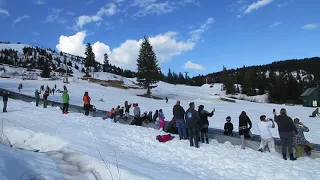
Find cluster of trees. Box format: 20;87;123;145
212;57;320;103
164;69;205;86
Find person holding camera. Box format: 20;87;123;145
257;115;275;152
273;108;298;160
293;118;312;158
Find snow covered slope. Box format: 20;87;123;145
1;78;320;144
1;99;320;180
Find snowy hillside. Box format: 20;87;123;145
1;99;320;180
1;77;320;144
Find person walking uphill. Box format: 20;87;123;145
239;111;252;149
173;100;186;140
273;108;298;160
83;92;91;116
185;102;200;148
2;91;9;112
198;105;215;144
35;89;41;107
62;90;70;114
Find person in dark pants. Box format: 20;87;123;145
43;90;49;108
35;89;41;107
2;91;9;112
198;105;215;144
185;102;200;148
224;116;234;136
83;92;91;116
173;100;186;140
274;108;298;160
62;90;70;114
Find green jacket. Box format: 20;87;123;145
62;92;69;103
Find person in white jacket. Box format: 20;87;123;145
257;115;275;152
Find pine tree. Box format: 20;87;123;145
84;43;95;76
167;68;173;83
41;63;51;78
136;36;161;96
242;69;256;96
221;66;234;94
103;53;109;72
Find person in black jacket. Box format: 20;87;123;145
173;100;186;140
2;91;9;112
35;89;41;107
274;108;298;160
185;102;200;148
224;116;233;136
43;90;49;108
198;105;215;144
239;111;252;149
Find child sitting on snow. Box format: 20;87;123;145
224;116;233;136
158;109;165;131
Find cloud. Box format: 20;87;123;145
270;21;282;27
301;24;318;30
45;8;67;24
134;1;175;17
56;31;195;70
56;31;87;56
0;8;9;16
243;0;274;14
87;0;94;4
57;16;213;70
277;2;289;7
184;61;205;71
189;17;214;41
13;15;30;25
236;15;241;19
76;3;117;28
34;0;46;5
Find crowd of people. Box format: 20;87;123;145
1;84;319;160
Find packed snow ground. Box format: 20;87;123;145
1;77;320;144
1;99;320;180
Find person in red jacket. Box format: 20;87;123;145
83;92;91;116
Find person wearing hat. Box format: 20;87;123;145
257;115;275;152
185;102;200;148
293;118;312;158
198;105;215;144
224;116;233;136
273;108;298;160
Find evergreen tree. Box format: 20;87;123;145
103;53;109;72
41;63;51;78
178;72;186;84
221;66;234;94
84;43;95;76
242;68;256;96
167;68;173;83
136;36;161;96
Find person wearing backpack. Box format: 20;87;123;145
185;102;200;148
62;90;70;114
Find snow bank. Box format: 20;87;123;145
1;99;320;179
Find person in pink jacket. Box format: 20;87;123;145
159;109;165;130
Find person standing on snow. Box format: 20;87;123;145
198;105;215;144
158;109;165;131
35;89;41;107
173;100;186;140
2;91;9;112
43;90;49;108
83;92;91;116
293;118;312;158
62;90;70;114
185;102;200;148
238;111;252;149
257;115;275;152
124;101;131;120
273;108;298;160
166;97;168;103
